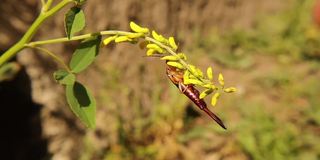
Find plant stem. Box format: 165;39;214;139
28;46;71;72
0;0;73;67
43;0;55;12
27;31;133;46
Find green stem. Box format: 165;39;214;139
0;0;73;67
27;46;71;72
43;0;54;12
27;31;133;46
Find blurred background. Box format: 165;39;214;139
1;0;320;159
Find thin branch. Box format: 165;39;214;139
27;31;133;46
27;46;71;72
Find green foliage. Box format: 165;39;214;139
64;6;86;39
235;101;320;160
53;69;75;85
66;81;96;128
69;35;101;73
190;0;320;70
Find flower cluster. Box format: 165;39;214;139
102;21;236;107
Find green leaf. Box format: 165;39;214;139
65;7;86;39
66;82;96;128
53;70;75;85
69;35;101;73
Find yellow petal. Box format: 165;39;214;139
184;79;203;85
211;92;220;106
207;67;213;80
146;49;155;56
224;87;237;93
115;36;131;43
152;30;167;43
218;73;224;86
146;44;164;53
103;35;118;46
167;61;184;69
169;37;178;50
177;53;187;60
199;88;213;99
161;55;179;61
130;21;149;33
127;32;144;39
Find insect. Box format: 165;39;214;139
166;65;227;129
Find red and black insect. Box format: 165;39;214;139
166;65;226;129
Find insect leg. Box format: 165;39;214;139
178;82;188;93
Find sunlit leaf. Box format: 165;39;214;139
53;70;75;85
66;81;96;128
65;7;86;39
69;35;101;73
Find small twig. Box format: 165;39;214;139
26;45;71;72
